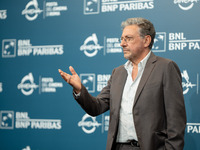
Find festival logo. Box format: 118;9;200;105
22;0;67;21
78;114;101;134
104;37;122;54
17;73;63;96
80;33;103;57
17;73;38;96
22;0;43;21
181;70;198;95
78;113;109;134
174;0;199;10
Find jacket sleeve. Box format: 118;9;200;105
73;69;116;116
163;61;187;150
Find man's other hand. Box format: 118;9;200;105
58;66;81;94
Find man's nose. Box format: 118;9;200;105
120;40;127;47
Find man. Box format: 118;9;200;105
58;18;186;150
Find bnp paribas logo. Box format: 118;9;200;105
2;39;16;58
0;111;14;129
152;32;166;52
84;0;100;15
80;73;95;93
174;0;199;10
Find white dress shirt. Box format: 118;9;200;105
116;51;151;142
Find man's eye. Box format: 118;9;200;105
126;37;132;41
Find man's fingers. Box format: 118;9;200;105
59;66;77;76
58;67;79;85
69;66;77;75
66;76;71;84
58;69;62;73
58;69;64;77
58;67;81;92
58;69;71;82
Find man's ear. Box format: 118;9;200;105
144;35;151;48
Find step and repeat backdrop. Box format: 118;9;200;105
0;0;200;150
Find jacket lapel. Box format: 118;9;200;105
133;52;157;107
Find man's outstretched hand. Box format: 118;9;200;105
58;66;81;94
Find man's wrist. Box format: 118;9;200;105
73;91;81;97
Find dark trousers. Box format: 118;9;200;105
114;143;141;150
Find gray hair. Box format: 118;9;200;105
121;18;156;49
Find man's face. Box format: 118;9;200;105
120;25;146;62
